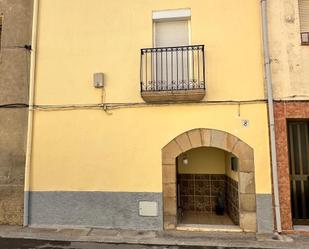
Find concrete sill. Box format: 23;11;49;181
293;225;309;231
141;89;205;103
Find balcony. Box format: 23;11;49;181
140;45;206;102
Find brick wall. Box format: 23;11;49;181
274;101;309;232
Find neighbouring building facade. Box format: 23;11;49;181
0;0;33;225
269;0;309;233
26;0;274;233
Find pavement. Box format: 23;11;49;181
0;225;309;249
0;238;223;249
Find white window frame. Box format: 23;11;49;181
152;9;192;48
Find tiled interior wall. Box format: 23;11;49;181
226;176;239;225
178;174;239;225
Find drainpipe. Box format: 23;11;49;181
261;0;282;233
24;0;39;226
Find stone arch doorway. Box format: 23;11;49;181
162;128;256;232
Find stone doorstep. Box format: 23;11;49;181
176;224;243;233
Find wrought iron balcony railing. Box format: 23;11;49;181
140;45;205;102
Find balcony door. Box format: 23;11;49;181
288;121;309;225
153;20;190;90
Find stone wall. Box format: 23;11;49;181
269;0;309;101
0;0;33;225
162;128;258;232
29;191;163;230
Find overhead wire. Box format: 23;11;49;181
0;99;267;112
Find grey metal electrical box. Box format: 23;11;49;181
139;201;158;217
93;73;104;88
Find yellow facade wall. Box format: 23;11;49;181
177;147;226;175
30;104;271;194
30;0;271;195
177;147;239;182
35;0;265;104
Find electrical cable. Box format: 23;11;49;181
0;103;29;108
275;95;309;100
1;45;32;50
0;99;267;111
3;93;309;112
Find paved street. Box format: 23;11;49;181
0;238;221;249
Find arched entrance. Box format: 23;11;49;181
162;128;256;232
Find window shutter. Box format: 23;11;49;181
299;0;309;32
155;20;189;47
